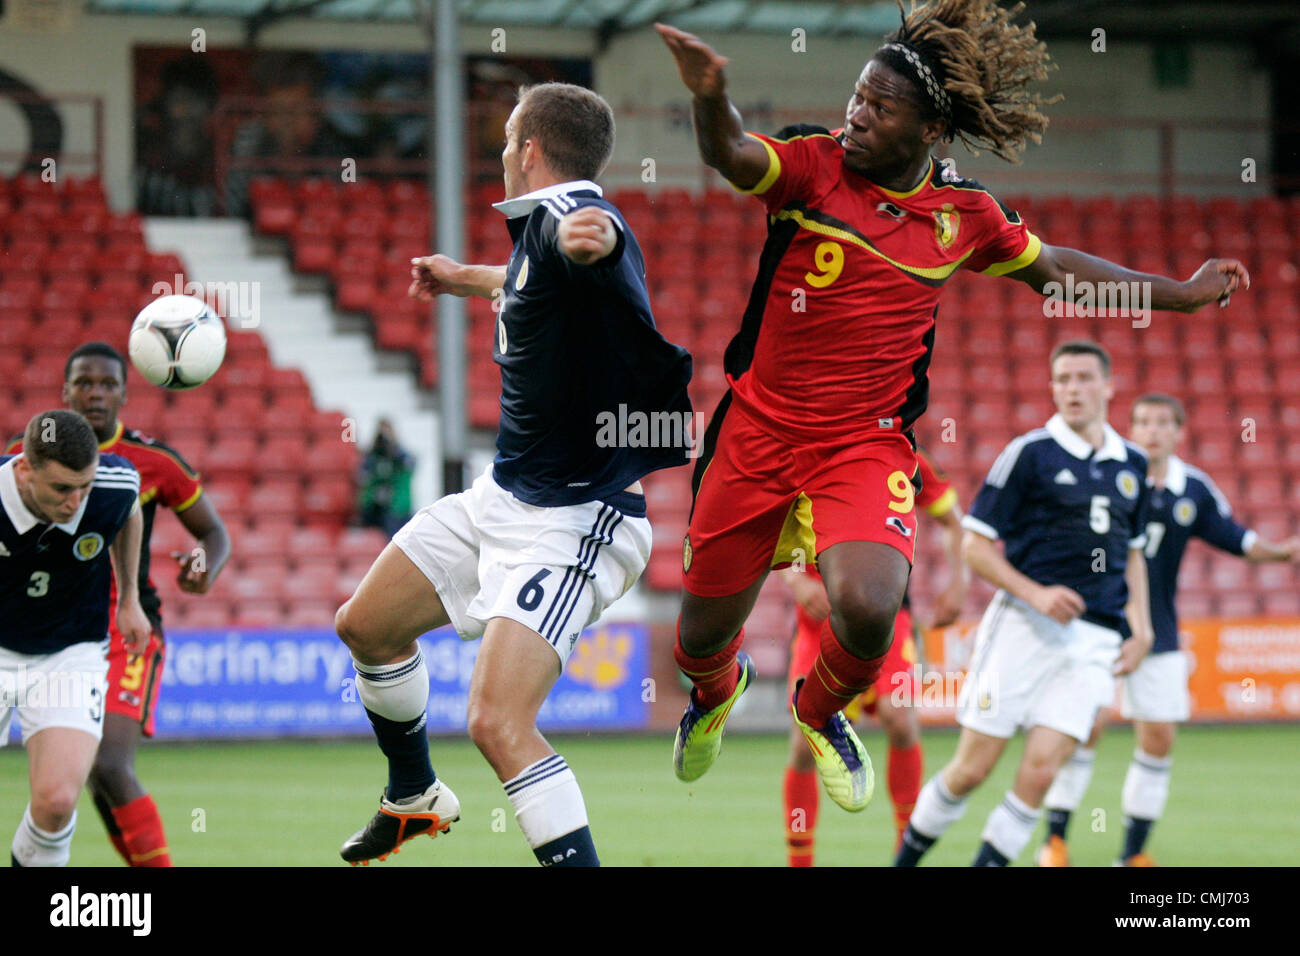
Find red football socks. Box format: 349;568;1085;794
674;624;745;711
783;767;820;867
888;743;923;842
113;794;172;867
795;618;885;728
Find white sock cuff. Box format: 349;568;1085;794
1123;751;1173;820
12;805;76;867
1044;746;1098;813
909;774;969;840
352;649;429;722
981;790;1041;860
504;755;589;849
1133;749;1173;771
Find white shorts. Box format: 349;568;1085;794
394;466;652;665
0;640;109;746
1120;649;1190;722
957;591;1121;742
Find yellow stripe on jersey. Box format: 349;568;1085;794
981;232;1042;277
174;487;203;513
140;487;159;505
924;486;958;518
731;133;783;196
773;207;974;281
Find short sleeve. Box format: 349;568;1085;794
963;436;1035;541
734;129;832;212
961;191;1042;277
155;446;203;513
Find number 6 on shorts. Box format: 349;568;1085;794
516;568;553;611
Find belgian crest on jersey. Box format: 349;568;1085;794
1174;499;1197;526
73;532;104;561
1116;470;1140;500
682;533;693;573
933;203;960;250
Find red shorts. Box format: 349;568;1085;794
787;606;917;717
683;402;919;597
105;623;165;738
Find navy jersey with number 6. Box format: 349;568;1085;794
0;454;140;655
963;414;1149;636
490;181;693;507
1142;454;1252;654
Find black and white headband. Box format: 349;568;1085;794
880;41;952;122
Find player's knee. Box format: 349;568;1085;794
825;586;897;657
465;700;526;765
1140;724;1175;757
32;780;81;823
335;600;377;657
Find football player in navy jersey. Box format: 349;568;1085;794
2;410;149;866
1037;393;1299;866
334;82;692;867
895;341;1155;866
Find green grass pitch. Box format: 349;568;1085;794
2;724;1296;866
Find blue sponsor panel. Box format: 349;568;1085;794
146;622;649;739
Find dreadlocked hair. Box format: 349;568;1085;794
884;0;1061;164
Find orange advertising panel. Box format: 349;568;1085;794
917;617;1300;725
1183;617;1300;720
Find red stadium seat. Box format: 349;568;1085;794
232;600;288;629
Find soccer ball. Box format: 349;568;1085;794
128;294;227;390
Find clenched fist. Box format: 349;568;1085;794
558;207;618;266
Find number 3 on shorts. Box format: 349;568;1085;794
886;470;915;514
516;568;553;612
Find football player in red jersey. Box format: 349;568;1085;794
9;343;232;865
783;448;966;864
658;1;1250;811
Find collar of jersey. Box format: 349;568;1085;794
1161;454;1188;495
492;180;602;218
0;457;89;535
99;420;124;450
1045;413;1126;463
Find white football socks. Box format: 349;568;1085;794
981;790;1041;862
11;804;75;867
352;648;430;722
909;774;969;840
1043;746;1097;812
1122;749;1173;821
503;754;589;849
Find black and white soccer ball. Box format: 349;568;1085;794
128;294;227;390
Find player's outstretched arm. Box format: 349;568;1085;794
174;495;232;594
1007;243;1250;313
1117;549;1155;676
963;529;1084;625
1245;535;1300;563
110;502;152;655
409;255;507;301
655;22;770;190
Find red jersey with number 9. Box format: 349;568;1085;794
724;127;1039;445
